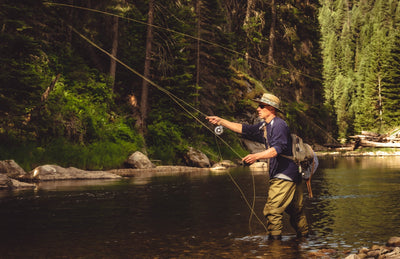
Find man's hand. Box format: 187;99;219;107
242;148;278;164
206;116;242;134
242;153;260;165
206;116;222;125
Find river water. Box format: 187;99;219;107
0;156;400;258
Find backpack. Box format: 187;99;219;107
262;124;318;197
282;134;319;198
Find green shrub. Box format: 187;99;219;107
147;120;187;164
0;138;143;171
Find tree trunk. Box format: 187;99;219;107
244;0;254;28
195;0;201;105
244;0;254;66
359;139;400;148
109;15;119;92
378;74;383;130
66;0;74;43
42;74;61;102
267;0;276;66
137;0;154;134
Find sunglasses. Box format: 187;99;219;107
258;104;269;109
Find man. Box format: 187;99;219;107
206;92;309;240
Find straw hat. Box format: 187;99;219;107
252;93;282;112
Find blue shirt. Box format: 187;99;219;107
242;117;300;182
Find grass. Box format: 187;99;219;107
0;139;140;171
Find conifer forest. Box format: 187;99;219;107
1;0;400;169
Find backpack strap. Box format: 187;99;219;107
306;158;315;198
263;125;270;149
261;123;271;170
263;121;295;161
280;154;295;161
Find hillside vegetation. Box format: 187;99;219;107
2;0;398;169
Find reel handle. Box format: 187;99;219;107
214;125;224;135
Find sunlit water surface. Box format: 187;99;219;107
1;156;400;258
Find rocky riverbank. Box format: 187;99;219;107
3;147;400;189
306;237;400;258
344;237;400;259
316;150;400;157
0;161;212;190
0;149;230;189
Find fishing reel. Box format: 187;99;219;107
214;125;224;135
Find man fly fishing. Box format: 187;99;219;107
206;92;309;240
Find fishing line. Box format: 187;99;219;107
65;24;268;233
214;134;223;162
43;2;322;82
69;24;244;159
249;171;256;235
211;126;256;234
44;2;329;235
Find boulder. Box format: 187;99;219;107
0;174;35;189
184;147;210;168
249;161;268;171
0;160;28;178
386;247;400;258
217;160;236;168
346;237;400;259
124;151;156;169
211;160;237;170
10;179;35;188
387;237;400;247
0;174;12;189
25;165;121;181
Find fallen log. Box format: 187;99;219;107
359;139;400;148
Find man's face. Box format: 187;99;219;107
257;104;274;120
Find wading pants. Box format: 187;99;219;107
263;178;309;237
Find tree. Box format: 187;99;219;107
195;0;202;105
136;0;154;135
267;0;276;66
0;0;50;139
319;0;400;137
353;0;393;132
0;0;328;166
381;1;400;127
109;14;119;91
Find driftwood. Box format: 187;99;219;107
357;139;400;148
350;128;400;148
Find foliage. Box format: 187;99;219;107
1;0;329;168
319;0;400;138
147;120;186;165
0;138;140;171
284;101;330;144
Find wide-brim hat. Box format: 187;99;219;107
252;93;282;112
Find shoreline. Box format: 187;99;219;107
107;165;211;177
108;151;400;177
3;150;400;187
316;150;400;157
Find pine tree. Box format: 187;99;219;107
353;0;393;132
381;0;400;127
319;0;400;137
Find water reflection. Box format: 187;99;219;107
0;156;399;258
311;156;400;251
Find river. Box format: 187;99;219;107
0;156;399;258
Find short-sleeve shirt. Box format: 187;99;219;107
242;117;300;182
